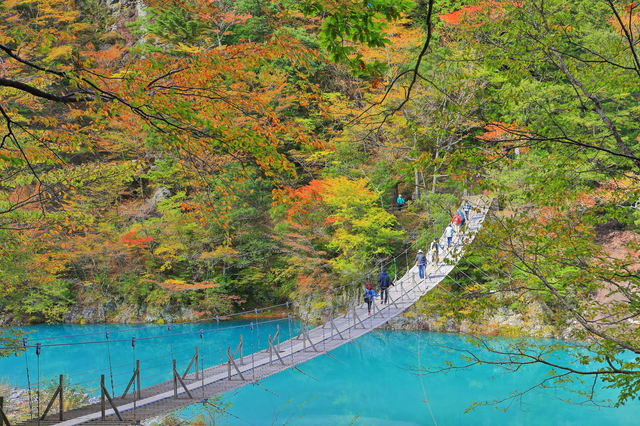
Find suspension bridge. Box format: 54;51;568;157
2;196;492;426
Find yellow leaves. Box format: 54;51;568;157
153;242;187;258
68;22;92;33
31;116;59;127
0;34;15;45
200;245;239;260
154;278;218;292
175;43;204;55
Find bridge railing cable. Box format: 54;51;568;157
2;197;493;348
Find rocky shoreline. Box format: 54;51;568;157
384;302;576;339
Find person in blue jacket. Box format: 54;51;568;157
363;282;379;314
463;201;472;222
377;268;393;304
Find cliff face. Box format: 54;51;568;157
62;300;208;324
594;230;640;306
104;0;145;35
385;299;561;338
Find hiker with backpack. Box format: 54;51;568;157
452;212;463;233
363;282;379;315
463;201;472;222
429;238;443;264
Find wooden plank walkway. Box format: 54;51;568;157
13;196;492;426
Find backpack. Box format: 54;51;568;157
458;210;466;223
363;288;373;302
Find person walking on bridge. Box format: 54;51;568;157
414;249;427;279
363;282;379;315
463;201;472;222
377;268;392;304
430;238;443;264
445;224;455;248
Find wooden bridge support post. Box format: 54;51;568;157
227;346;246;381
182;347;199;380
388;292;400;309
352;303;366;329
372;298;384;320
399;278;406;300
268;326;281;365
268;334;285;366
136;360;141;398
100;375;123;421
226;335;244;366
328;312;344;340
40;374;64;421
0;396;10;426
101;376;106;419
59;375;64;421
121;360;141;399
172;360;193;399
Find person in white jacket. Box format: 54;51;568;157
445;224;455;247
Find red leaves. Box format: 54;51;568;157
121;230;154;249
438;2;506;26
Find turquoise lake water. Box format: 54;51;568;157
1;321;638;425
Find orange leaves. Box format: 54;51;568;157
439;2;505;26
180;202;199;212
153;278;219;292
477;122;527;143
121;230;154;249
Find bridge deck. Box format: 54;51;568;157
13;196;491;426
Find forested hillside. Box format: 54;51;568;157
2;0;640;371
3;0;640;408
0;0;466;323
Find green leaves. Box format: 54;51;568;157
303;0;414;76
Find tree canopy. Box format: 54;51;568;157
3;0;640;409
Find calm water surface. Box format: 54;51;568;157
0;319;298;395
1;323;637;425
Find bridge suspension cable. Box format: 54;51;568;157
3;195;493;426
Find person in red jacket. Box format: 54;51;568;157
452;212;462;233
363;282;379;314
